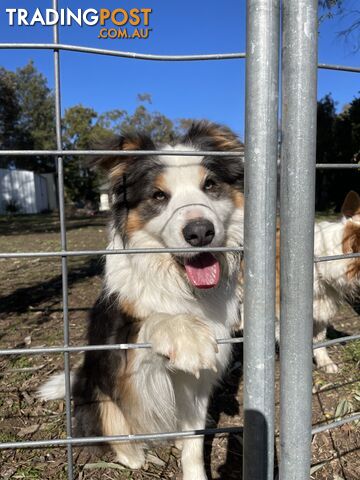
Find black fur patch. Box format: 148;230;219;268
93;132;156;171
94;131;166;240
73;293;140;434
201;156;244;193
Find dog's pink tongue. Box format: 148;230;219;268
184;253;220;289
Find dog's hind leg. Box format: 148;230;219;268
98;395;145;469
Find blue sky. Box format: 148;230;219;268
0;0;359;141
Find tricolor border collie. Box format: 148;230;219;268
39;121;245;480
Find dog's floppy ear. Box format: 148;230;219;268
341;191;360;219
92;131;156;180
182;120;244;153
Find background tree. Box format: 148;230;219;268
116;94;175;143
62;96;178;204
14;62;55;171
1;61;358;210
316;93;360;210
62;105;104;205
316;94;338;210
0;68;22;160
0;61;55;172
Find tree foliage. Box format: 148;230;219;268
61;96;178;204
0;61;55;172
0;68;21;153
316;93;360;210
0;62;359;210
319;0;360;51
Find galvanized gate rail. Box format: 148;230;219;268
0;1;359;479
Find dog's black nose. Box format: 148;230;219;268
182;219;215;247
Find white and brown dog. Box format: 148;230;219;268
312;190;360;373
271;191;360;373
38;121;245;480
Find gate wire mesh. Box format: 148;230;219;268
0;0;359;479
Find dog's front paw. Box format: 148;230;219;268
314;348;339;374
322;361;339;374
151;314;218;378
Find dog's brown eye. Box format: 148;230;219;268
153;190;167;201
204;178;216;191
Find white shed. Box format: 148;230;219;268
99;182;110;211
0;168;57;214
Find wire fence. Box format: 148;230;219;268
0;0;359;479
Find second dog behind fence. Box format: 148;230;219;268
240;191;360;374
312;191;360;372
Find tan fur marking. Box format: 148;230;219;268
122;138;143;151
115;348;148;434
209;127;244;152
109;163;126;182
206;125;244;152
154;172;170;193
240;225;281;316
231;190;244;209
341;191;360;218
98;390;144;467
99;393;130;435
99;135;148;180
275;228;281;317
126;210;145;236
121;299;139;319
198;165;207;184
343;222;360;280
213;135;242;151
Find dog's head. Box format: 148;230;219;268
341;190;360;282
95;120;244;289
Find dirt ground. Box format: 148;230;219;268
0;213;359;480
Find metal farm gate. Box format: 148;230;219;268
0;1;360;479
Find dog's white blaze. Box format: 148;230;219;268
144;144;236;252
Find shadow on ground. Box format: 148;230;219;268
0;213;108;236
0;257;103;316
206;341;244;479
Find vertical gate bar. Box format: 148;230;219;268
243;0;280;479
52;0;74;478
279;1;318;479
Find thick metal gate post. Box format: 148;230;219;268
243;1;280;478
279;1;318;479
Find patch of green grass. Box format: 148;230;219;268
315;211;338;222
12;466;42;479
10;356;32;369
0;431;18;443
8;356;34;381
343;340;360;364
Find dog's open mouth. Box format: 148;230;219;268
183;253;220;289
